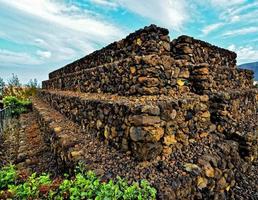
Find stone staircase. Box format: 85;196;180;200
33;24;257;199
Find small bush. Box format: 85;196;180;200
9;173;51;199
3;96;32;116
0;165;17;190
0;165;157;200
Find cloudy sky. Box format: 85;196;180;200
0;0;258;83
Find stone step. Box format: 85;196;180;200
43;54;191;96
32;98;87;171
43;24;256;97
38;89;213;160
32;97;252;199
43;54;253;96
38;88;258;161
49;24;170;79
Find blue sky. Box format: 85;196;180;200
0;0;258;83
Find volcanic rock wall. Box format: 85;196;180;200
209;89;258;160
189;66;253;94
47;25;170;79
33;93;255;199
40;24;257;163
42;55;190;96
171;35;237;68
38;90;214;161
170;36;254;94
42;32;253;97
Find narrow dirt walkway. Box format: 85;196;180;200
0;112;60;176
0;118;20;166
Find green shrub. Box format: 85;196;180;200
0;164;157;200
9;173;51;199
3;96;32;116
0;165;17;190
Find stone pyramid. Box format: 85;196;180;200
33;25;257;199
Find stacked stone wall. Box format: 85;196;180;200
33;99;86;171
43;55;192;96
209;89;258;160
39;24;257;162
38;90;213;160
171;35;237;68
188;64;254;94
170;35;254;94
48;25;170;80
32;97;253;199
43;27;254;95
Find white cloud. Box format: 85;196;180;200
114;0;189;30
0;31;6;38
249;38;258;43
228;44;236;51
0;0;128;76
85;0;190;30
227;2;258;16
36;50;52;59
0;49;40;66
1;0;123;41
237;46;258;64
228;15;240;23
90;0;118;8
210;0;245;7
202;23;224;35
0;0;133;84
218;1;258;25
223;27;258;37
233;10;258;24
222;6;258;24
228;44;258;64
34;38;47;46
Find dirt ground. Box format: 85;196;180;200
0;113;60;176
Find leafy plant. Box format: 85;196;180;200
0;164;157;200
9;173;51;199
0;165;17;190
3;96;32;116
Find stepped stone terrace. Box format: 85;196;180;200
34;25;257;199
